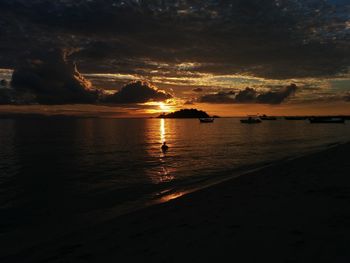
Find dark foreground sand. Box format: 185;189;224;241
4;143;350;263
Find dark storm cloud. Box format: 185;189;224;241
11;49;101;104
0;47;173;105
235;87;257;103
199;91;236;103
104;81;172;104
256;84;298;104
199;84;298;104
0;0;349;79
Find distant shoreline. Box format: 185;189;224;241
1;112;350;120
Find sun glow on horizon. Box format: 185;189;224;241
142;100;178;115
159;102;170;112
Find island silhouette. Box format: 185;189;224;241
157;109;214;119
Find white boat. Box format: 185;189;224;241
199;117;214;123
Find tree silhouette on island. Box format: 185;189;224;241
158;109;218;119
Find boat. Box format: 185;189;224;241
259;114;277;120
309;117;345;124
199;117;214;123
240;116;261;124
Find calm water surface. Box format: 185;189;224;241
1;117;350;248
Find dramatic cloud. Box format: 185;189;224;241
104;81;172;104
235;88;257;103
199;84;298;104
1;49;172;105
256;84;298;104
0;1;349;111
0;0;349;79
11;49;101;104
199;91;236;104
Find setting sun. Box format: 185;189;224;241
159;102;169;112
142;101;177;115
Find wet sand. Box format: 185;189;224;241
3;142;350;262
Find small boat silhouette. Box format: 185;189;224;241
199;117;214;123
240;116;261;124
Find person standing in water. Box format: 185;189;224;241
161;142;169;152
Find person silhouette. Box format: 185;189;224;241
161;142;169;152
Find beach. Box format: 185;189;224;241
1;1;350;262
3;142;350;262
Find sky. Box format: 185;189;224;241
0;0;349;117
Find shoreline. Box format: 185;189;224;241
3;141;350;262
1;140;346;258
154;139;347;201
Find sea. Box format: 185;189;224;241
1;117;350;251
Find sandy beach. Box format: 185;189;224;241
3;142;350;263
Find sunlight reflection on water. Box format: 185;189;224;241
1;117;350;236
